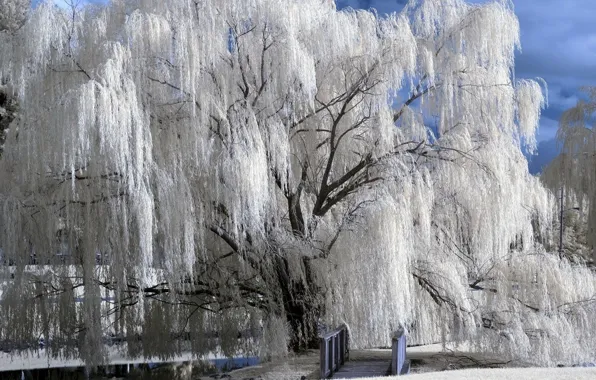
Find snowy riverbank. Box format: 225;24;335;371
0;346;257;373
3;342;595;379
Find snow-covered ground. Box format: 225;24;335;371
220;344;596;380
359;367;596;380
3;343;595;379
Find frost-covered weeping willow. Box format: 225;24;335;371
0;0;594;366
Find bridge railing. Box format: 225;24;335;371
391;328;409;376
319;324;349;378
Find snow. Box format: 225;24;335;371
3;344;596;380
211;345;589;379
361;367;596;380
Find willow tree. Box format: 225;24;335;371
543;88;596;264
1;0;594;366
0;0;27;156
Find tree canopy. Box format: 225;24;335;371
0;0;29;33
0;0;594;367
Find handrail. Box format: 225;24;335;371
391;328;409;376
319;324;349;378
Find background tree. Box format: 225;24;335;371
542;88;596;263
1;0;595;367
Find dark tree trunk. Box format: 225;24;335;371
0;89;17;158
288;192;305;237
276;189;323;351
274;255;321;351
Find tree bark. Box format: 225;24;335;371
273;255;321;351
0;89;17;158
276;190;322;351
288;192;305;237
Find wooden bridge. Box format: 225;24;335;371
319;325;410;378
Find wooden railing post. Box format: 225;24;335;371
391;328;410;376
332;334;337;372
391;338;398;376
320;337;329;378
319;324;349;378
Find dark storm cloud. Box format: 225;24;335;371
509;0;596;147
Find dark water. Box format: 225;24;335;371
206;356;260;372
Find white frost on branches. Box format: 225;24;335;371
0;0;28;33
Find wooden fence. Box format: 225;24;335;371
319;324;349;378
